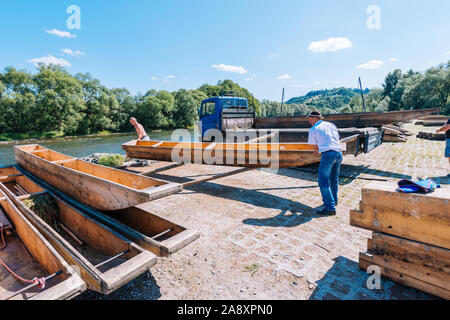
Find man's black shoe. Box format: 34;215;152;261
316;208;337;216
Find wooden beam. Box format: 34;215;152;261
244;132;278;144
359;253;450;300
182;168;253;187
350;182;450;249
139;163;184;176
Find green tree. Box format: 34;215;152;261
33;65;84;134
75;73;116;134
0;67;37;133
172;89;200;128
111;88;137;131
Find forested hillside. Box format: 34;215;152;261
260;61;449;118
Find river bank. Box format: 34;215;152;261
0;131;135;145
0;129;196;167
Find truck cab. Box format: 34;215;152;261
199;92;255;141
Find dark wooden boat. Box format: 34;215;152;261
0;169;85;300
14;145;182;211
254;107;441;129
0;167;157;294
122;140;322;168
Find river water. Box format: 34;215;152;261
0;129;197;167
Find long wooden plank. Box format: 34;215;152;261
369;233;450;276
350;208;450;250
360;248;449;289
359;253;449;300
350;182;450;249
122;140;322;168
255;107;440;129
361;182;450;221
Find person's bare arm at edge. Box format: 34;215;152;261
437;124;450;133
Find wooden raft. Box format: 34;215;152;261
350;182;450;299
0;166;157;295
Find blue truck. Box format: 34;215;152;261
198;91;255;142
198;91;384;155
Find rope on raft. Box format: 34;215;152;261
0;223;46;292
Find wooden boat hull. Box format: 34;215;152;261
255;107;441;129
122;140;322;168
0;172;85;300
20;167;201;257
0;167;157;294
14;145;182;211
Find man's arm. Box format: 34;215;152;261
436;124;450;133
308;130;320;154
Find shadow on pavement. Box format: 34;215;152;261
309;256;436;300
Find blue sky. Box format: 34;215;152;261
1;0;449;101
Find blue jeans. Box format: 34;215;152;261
318;151;343;211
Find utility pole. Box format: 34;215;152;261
281;88;285;116
359;77;367;112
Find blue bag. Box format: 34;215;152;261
396;178;440;193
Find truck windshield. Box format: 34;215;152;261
236;100;247;107
221;100;234;108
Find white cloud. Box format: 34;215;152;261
245;74;256;81
62;48;73;55
151;75;176;82
356;60;384;69
445;51;450;56
388;57;399;62
211;64;248;74
27;55;71;67
308;37;353;53
62;48;85;56
46;29;76;38
313;81;321;85
277;74;291;80
267;53;280;59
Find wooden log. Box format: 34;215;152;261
431;133;446;141
366;233;450;288
359;253;450;299
423;120;447;127
350;182;450;249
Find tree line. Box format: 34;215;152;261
1;61;448;139
0;66;259;138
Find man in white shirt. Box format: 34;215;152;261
307;111;343;216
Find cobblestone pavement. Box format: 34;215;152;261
79;123;448;300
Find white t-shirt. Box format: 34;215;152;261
308;120;342;153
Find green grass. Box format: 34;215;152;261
0;131;64;141
243;264;260;276
98;154;125;167
0;130;118;142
